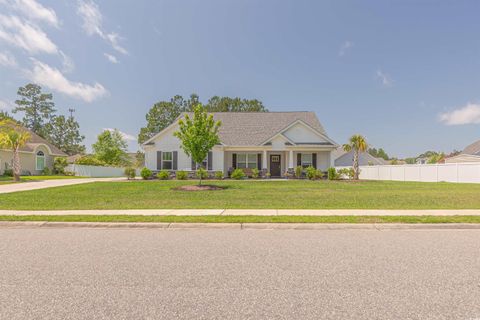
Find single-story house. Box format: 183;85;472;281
333;149;388;167
142;112;338;177
444;139;480;163
0;127;67;175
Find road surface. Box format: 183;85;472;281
1;227;479;319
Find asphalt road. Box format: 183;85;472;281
1;228;479;320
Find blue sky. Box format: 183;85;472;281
1;0;480;158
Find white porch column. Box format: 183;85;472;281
288;150;294;169
262;150;267;169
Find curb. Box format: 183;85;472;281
1;221;480;230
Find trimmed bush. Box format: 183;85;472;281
176;170;188;180
327;167;338;180
252;168;259;179
157;170;169;180
231;168;245;180
215;171;224;180
75;155;107;167
124;167;136;180
140;167;152;180
3;168;13;177
53;157;68;175
305;166;323;180
295;166;303;178
337;168;355;180
196;168;208;180
41;167;51;176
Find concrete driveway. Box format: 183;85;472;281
0;178;123;194
1;227;479;319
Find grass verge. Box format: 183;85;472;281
1;215;480;223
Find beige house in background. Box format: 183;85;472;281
444;139;480;163
0;128;67;175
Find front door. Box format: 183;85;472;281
269;154;281;177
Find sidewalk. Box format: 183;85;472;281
0;178;124;194
2;209;480;216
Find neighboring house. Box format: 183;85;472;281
0;128;67;175
415;157;429;164
142;112;338;177
333;149;388;167
444;139;480;163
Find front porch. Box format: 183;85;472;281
223;147;334;178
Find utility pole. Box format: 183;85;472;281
68;108;75;118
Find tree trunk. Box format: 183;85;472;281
13;147;21;182
353;149;359;180
199;173;202;186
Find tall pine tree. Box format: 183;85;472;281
13;83;56;137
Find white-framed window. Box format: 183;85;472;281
237;153;257;169
162;152;173;170
301;153;312;168
36;151;45;171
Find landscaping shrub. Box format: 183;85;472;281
306;166;320;180
215;171;224;180
196;168;208;180
266;172;271;179
252;168;259;179
176;170;188;180
295;166;303;178
75;155;107;167
124;167;136;180
140;167;152;180
337;168;355;180
157;170;169;180
3;168;13;177
41;167;51;175
346;167;355;180
53;157;68;175
231;168;245;180
327;167;338;180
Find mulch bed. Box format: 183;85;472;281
172;185;227;191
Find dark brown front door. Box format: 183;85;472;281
269;155;281;177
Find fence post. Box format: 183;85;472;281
456;163;459;183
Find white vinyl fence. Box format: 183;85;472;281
341;163;480;183
66;164;140;177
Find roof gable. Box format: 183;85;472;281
463;139;480;156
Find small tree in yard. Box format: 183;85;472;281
174;104;221;185
343;134;368;180
0;119;31;181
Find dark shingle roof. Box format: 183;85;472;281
463;140;480;156
182;111;328;146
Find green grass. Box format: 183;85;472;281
0;175;86;184
1;215;480;224
1;180;480;210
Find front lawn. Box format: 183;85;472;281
1;180;480;210
0;175;86;183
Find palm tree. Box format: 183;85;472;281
343;134;368;180
0;119;31;181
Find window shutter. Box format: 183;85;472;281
208;151;213;170
191;157;196;170
312;153;317;169
232;153;237;169
157;151;162;170
297;153;302;166
173;151;178;170
257;154;262;170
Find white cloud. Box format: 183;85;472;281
104;52;118;64
59;50;75;72
0;51;17;67
439;103;480;125
27;58;108;102
0;13;57;54
7;0;59;27
77;0;128;55
103;128;136;141
339;41;353;56
376;69;393;87
0;98;15;111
